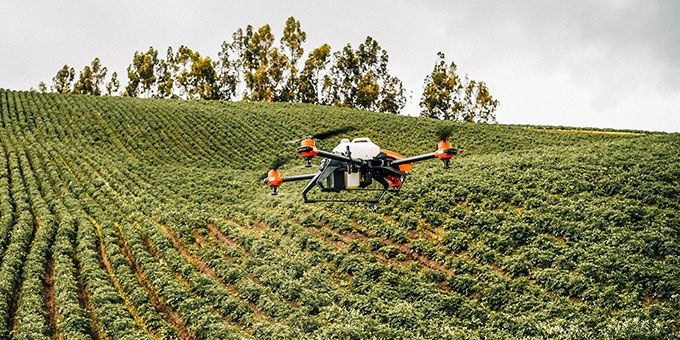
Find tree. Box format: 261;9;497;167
124;47;159;97
462;78;476;122
73;66;93;95
244;24;274;74
230;26;253;99
156;47;177;98
281;17;306;65
420;52;460;120
420;52;498;122
90;58;108;95
217;41;237;100
279;16;307;102
105;72;120;96
379;74;406;114
355;69;380;110
37;82;48;93
175;46;220;100
298;44;331;104
73;57;108;95
217;28;251;101
463;80;498;123
52;65;75;93
325;44;360;107
266;48;288;101
325;36;406;113
243;24;288;101
475;82;498;122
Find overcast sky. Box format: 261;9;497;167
1;0;678;132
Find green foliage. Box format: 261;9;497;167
51;65;75;93
298;44;331;104
42;17;417;116
217;38;241;100
73;57;108;96
37;82;48;93
421;52;499;122
243;24;281;101
175;46;220;100
463;80;498;123
125;47;159;97
325;37;406;113
155;47;176;99
39;18;504;122
279;16;307;102
105;71;120;96
0;89;677;338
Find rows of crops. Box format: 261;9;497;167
0;89;677;338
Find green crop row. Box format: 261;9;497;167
0;88;676;338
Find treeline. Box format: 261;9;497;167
37;17;498;122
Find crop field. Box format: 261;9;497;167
0;89;677;338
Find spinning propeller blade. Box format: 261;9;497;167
270;155;289;170
283;126;354;144
437;126;455;142
261;155;292;179
435;125;462;156
312;126;354;140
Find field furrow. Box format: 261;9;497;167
0;89;675;338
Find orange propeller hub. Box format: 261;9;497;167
299;138;318;158
266;169;283;187
435;140;454;159
298;138;319;167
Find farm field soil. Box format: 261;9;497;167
0;89;678;338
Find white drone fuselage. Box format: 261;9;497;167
331;138;381;189
331;138;381;159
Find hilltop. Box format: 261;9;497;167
0;89;678;338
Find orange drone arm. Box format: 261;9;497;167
298;138;318;157
381;149;413;173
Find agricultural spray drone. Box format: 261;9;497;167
263;128;458;203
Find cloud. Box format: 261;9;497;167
430;0;680;109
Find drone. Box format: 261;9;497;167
263;129;457;203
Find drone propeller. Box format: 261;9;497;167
435;126;458;168
262;155;291;195
439;126;462;155
436;125;455;142
260;155;291;180
283;126;355;144
270;155;289;170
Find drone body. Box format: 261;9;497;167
264;136;456;203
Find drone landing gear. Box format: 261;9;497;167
302;174;400;203
303;187;390;203
303;156;313;168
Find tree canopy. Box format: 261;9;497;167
73;57;108;95
420;52;498;122
40;17;498;120
324;37;406;113
51;65;75;94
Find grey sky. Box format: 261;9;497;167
1;0;678;132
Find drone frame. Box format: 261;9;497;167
264;138;456;203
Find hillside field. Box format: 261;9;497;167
0;89;678;339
